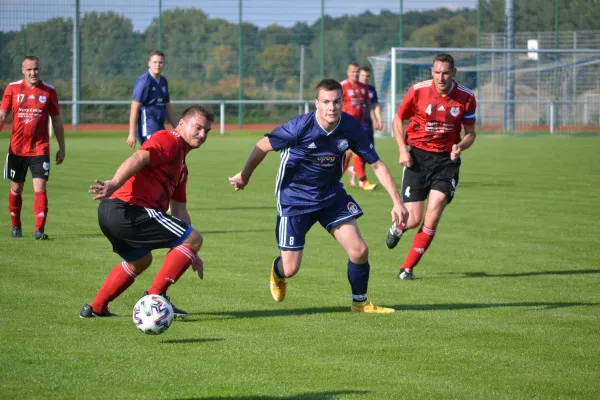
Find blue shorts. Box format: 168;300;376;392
275;193;363;251
137;119;165;145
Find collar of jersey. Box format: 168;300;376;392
314;112;341;136
147;70;161;83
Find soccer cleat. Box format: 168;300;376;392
351;301;395;314
269;258;287;302
386;221;404;249
79;304;117;318
348;166;357;187
34;231;49;240
143;291;187;319
359;180;377;191
12;227;22;238
398;268;415;280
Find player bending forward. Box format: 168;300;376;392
229;79;408;313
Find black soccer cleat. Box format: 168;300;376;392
143;291;187;320
12;227;22;238
386;222;404;249
34;231;49;240
398;268;415;280
80;304;117;318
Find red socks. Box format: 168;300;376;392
34;191;48;232
91;262;137;313
352;154;367;181
401;225;436;270
8;190;22;228
147;245;196;295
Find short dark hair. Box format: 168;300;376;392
360;66;371;73
433;53;455;69
149;50;165;59
22;55;39;64
315;79;342;99
348;62;360;68
182;105;215;124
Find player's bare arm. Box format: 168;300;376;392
127;101;142;147
51;114;66;165
89;150;151;200
229;137;273;191
370;160;409;225
451;124;476;161
0;109;8;130
371;103;383;130
165;102;178;129
169;200;191;224
392;115;412;168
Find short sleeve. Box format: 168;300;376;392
140;133;179;166
350;122;379;164
462;96;477;125
48;89;60;116
266;118;301;151
1;86;12;111
172;165;187;203
132;76;148;103
397;86;416;121
371;86;379;104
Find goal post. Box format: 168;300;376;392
368;47;600;135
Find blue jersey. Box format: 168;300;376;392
362;83;379;130
268;111;379;217
132;71;171;142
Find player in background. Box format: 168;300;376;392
359;66;383;141
386;53;476;280
229;79;408;313
0;55;66;240
341;62;377;190
80;105;213;318
127;50;178;147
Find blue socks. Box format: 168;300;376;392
347;259;370;302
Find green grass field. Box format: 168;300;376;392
1;131;599;400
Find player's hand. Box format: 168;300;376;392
399;149;413;168
89;179;118;200
228;172;247;191
392;202;409;227
450;144;462;161
127;133;137;148
191;254;204;280
373;120;383;131
55;148;65;165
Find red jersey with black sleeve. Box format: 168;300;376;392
397;80;476;153
341;79;370;123
111;130;189;212
1;80;60;156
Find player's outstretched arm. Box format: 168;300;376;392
229;137;273;191
89;150;151;200
370;160;409;225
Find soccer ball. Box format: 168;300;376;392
132;294;174;335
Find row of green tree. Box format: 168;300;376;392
0;0;598;122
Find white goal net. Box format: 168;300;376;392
368;47;600;134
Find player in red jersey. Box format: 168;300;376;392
0;56;66;240
341;62;377;190
80;105;214;319
386;53;477;280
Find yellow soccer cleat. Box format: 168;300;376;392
351;301;395;314
269;258;287;302
359;180;377;191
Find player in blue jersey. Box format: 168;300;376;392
127;50;178;147
229;79;408;313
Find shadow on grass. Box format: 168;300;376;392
181;301;598;320
207;206;273;211
454;268;600;278
161;338;224;344
174;390;369;400
202;229;271;234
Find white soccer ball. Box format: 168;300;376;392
132;294;174;335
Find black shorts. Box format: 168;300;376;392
401;147;460;204
4;154;50;182
98;198;192;261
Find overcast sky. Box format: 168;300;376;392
1;0;476;32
